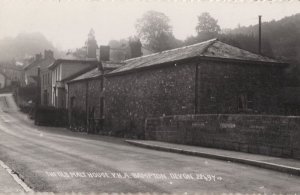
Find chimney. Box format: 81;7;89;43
35;53;42;61
44;50;54;59
99;46;110;61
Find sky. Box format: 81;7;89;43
0;0;299;50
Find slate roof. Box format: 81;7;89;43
108;39;285;75
102;61;125;70
68;61;124;83
48;58;98;70
61;65;97;82
23;59;40;70
24;58;55;71
69;68;101;82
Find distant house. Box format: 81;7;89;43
103;39;287;137
48;56;98;109
24;53;43;85
0;71;10;89
0;63;24;87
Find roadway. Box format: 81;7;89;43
0;93;299;193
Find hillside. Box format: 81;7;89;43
0;32;60;63
223;14;300;64
217;14;300;86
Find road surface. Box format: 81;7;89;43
0;93;300;193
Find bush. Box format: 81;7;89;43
35;106;68;127
19;104;35;119
18;85;37;103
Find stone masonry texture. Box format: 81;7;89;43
104;62;196;137
68;80;87;130
145;114;300;159
104;59;285;137
197;61;284;114
68;78;103;132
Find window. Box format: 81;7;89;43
238;92;254;112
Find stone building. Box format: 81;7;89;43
23;50;55;91
103;39;287;137
67;61;124;132
0;63;24;88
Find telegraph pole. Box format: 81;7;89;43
34;66;41;125
258;15;262;54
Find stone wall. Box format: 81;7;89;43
68;81;87;130
145;114;300;159
87;79;102;120
104;62;197;137
197;61;284;114
68;78;103;132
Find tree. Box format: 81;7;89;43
196;12;221;35
108;39;131;61
183;12;221;46
128;37;142;58
135;10;177;52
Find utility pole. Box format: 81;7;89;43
37;67;41;106
34;66;41;125
258;15;262;54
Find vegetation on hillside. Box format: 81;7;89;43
0;32;62;63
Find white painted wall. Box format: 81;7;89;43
0;74;5;88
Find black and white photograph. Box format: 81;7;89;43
0;0;300;194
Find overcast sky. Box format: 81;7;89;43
0;0;299;50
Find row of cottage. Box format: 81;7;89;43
24;38;292;137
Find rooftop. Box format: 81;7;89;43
109;39;284;75
48;57;98;70
69;61;124;83
24;57;55;71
